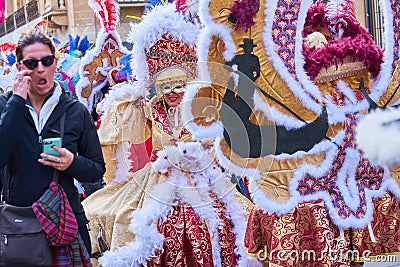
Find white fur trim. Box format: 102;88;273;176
356;108;400;166
109;142;132;184
370;0;396;101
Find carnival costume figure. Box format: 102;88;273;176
182;0;400;266
83;2;259;266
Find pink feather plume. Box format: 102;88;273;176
88;0;120;32
227;0;259;32
175;0;187;12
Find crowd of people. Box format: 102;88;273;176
0;0;399;267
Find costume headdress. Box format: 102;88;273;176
98;0;199;113
126;1;198;97
146;31;197;96
75;0;129;111
302;0;383;108
55;32;92;97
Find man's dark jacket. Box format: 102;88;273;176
0;91;105;226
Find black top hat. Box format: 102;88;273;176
239;38;257;48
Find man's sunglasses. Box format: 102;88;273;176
21;54;55;70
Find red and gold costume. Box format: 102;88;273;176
83;93;191;253
83;2;258;266
84;92;256;266
182;0;400;266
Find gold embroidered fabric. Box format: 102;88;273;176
377;61;400;107
147;203;215;267
82;165;162;254
147;192;252;267
98;98;149;145
245;200;351;267
101;145;117;184
255;152;327;203
244;193;400;267
351;192;400;260
98;95;192;182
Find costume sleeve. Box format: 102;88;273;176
96;98;151;182
65;103;106;183
0;94;26;168
101;144;117;184
97;99;149;145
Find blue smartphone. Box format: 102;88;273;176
42;137;62;160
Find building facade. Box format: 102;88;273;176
0;0;147;45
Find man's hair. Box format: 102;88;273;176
15;29;55;62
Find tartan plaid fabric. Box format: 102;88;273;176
32;181;91;267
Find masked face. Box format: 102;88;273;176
161;81;186;95
154;67;190;96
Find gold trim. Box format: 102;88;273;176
378;61;400;106
314;60;369;84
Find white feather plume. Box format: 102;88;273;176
356;108;400;166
